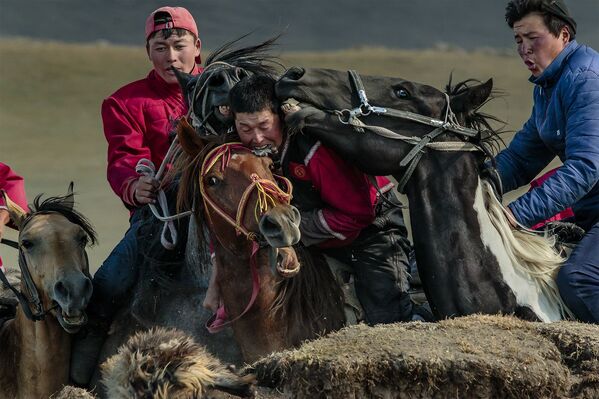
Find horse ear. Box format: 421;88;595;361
64;182;75;211
1;190;27;229
172;67;194;102
177;118;207;157
450;79;493;113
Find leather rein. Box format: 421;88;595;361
200;143;293;332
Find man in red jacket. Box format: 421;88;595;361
70;6;202;385
223;74;428;325
0;162;28;272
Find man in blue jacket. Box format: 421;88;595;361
495;0;599;323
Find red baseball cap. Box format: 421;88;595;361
145;6;201;63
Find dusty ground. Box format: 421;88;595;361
251;315;599;398
0;39;557;270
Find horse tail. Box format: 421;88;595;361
481;180;575;320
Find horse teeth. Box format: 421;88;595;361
218;105;231;116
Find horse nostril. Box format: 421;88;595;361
285;67;305;82
54;281;68;299
260;214;279;235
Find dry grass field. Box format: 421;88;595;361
0;39;554;271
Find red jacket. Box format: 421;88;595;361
0;163;28;212
102;67;201;208
1;163;28;268
282;135;393;248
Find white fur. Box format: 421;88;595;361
472;179;572;322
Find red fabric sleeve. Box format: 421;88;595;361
530;168;575;229
306;145;376;247
0;162;28;211
102;97;148;206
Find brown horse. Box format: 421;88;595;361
176;119;345;362
0;186;95;398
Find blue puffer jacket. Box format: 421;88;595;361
496;40;599;231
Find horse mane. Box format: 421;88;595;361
29;193;97;245
204;34;284;77
445;76;507;158
446;78;573;320
270;245;345;344
481;180;574;319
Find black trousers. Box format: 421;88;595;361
323;192;412;325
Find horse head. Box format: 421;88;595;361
275;67;494;180
2;184;95;333
175;36;282;137
176;117;307;360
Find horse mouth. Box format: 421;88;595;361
56;308;88;333
270;247;301;278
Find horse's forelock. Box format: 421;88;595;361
445;76;507;158
204;34;283;78
29;193;97;245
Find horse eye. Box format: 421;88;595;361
394;87;411;99
79;236;89;247
206;176;221;187
21;239;33;250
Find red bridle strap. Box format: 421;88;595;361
206;240;261;333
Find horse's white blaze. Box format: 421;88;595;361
472;179;562;322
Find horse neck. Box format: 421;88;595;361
215;244;287;363
403;153;564;322
9;305;71;398
403;153;520;317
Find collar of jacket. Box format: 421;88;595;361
529;40;580;88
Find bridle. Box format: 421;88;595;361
0;211;85;322
199;142;293;245
199;142;294;332
185;61;240;136
298;69;487;193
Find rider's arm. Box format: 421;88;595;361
0;163;28;212
495;104;555;194
102;96;152;208
507;73;599;227
301;143;376;248
0;163;28;238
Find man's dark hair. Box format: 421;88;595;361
147;12;198;42
229;74;280;115
505;0;576;40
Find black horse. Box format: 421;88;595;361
275;67;570;322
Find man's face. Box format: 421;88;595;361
235;109;284;149
513;13;569;77
147;31;200;84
